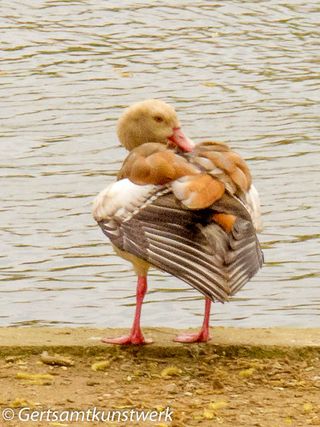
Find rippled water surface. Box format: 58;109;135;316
1;0;319;328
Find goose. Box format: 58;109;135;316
93;99;263;344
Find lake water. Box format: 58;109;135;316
1;0;319;329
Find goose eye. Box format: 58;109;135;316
153;115;164;123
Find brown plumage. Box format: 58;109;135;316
118;143;199;185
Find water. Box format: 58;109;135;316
1;0;319;329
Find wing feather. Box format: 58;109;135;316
98;186;263;302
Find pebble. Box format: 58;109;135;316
164;383;178;394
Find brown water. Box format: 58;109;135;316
1;0;319;328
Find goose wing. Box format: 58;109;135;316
96;181;263;302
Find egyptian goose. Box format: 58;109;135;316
93;99;263;345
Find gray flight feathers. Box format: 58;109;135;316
98;190;263;302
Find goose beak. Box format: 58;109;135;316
168;127;195;152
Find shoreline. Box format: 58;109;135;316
1;327;319;426
0;326;319;358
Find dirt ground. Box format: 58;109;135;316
0;328;319;427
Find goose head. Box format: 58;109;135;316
117;99;194;152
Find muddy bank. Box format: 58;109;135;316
0;328;319;426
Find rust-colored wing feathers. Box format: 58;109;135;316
211;213;237;233
119;140;252;194
192;142;252;192
118;140;254;233
118;142;199;185
171;174;225;209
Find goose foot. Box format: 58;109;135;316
101;334;153;345
173;331;211;343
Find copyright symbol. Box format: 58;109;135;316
2;408;15;421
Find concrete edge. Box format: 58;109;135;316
0;327;319;359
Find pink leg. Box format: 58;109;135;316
174;298;212;343
102;276;152;345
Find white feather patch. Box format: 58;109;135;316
92;179;156;222
171;177;188;201
245;184;263;232
171;177;198;208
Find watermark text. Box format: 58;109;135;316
2;406;173;423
